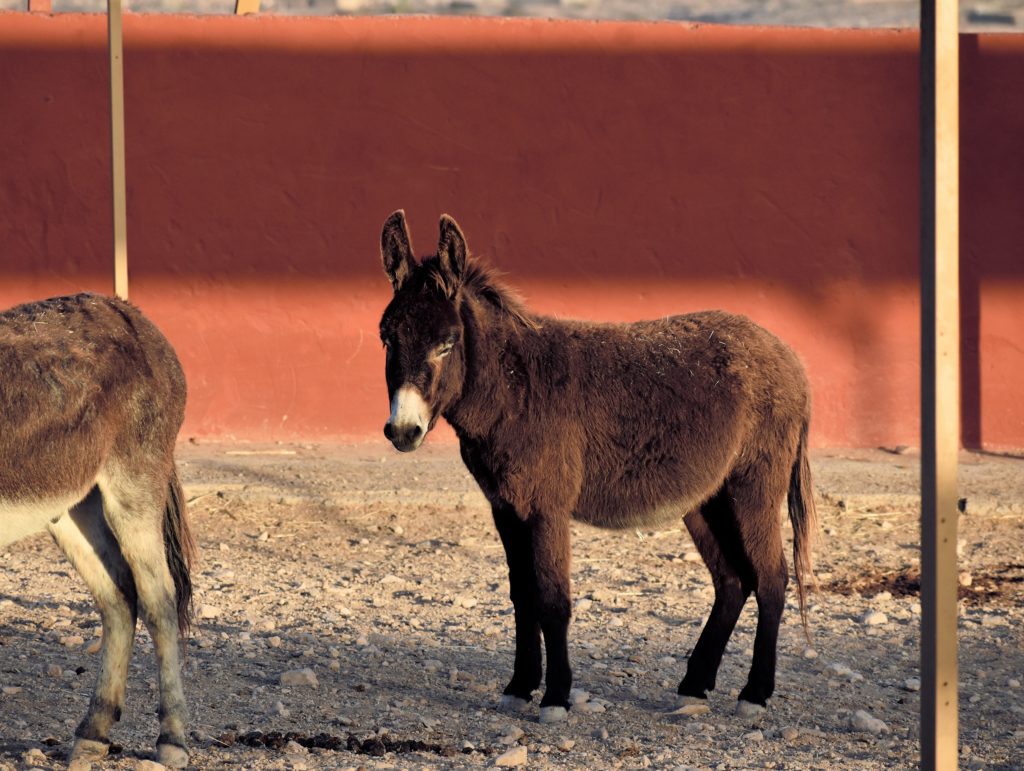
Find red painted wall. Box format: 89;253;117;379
1;14;1021;448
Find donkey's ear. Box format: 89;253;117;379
437;214;467;292
381;209;416;291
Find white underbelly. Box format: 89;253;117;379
0;496;83;548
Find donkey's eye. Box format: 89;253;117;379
435;341;454;358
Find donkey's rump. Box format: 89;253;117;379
0;293;186;513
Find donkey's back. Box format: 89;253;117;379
0;293;194;767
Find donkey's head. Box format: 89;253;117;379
378;210;468;452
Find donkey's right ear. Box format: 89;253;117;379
381;210;416;291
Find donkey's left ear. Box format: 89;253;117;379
437;214;467;293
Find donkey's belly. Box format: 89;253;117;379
0;495;85;548
571;487;710;530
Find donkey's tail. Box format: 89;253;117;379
787;419;818;640
164;464;195;637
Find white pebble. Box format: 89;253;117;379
802;647;818;659
279;668;318;688
742;729;764;742
781;726;800;741
860;610;888;626
556;738;575;751
1008;679;1021;688
198;604;222;620
903;678;921;692
569;688;591;705
851;709;889;735
492;745;528;767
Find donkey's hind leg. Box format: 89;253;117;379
678;487;752;705
728;464;791;718
47;487;138;765
99;471;189;768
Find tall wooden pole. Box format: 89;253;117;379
109;0;128;300
919;0;960;768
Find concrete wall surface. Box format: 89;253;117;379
1;13;1021;448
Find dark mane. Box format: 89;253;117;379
425;256;540;330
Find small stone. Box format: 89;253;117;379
574;598;593;613
284;740;307;754
47;663;63;677
454;595;478;609
556;738;576;751
576;701;605;713
742;729;764;742
658;656;677;666
22;748;48;766
198;604;222;620
851;709;889;735
569;688;591;705
802;647;818;659
592;727;610;740
499;725;524;745
903;678;921;692
1;686;22;695
1008;678;1021;688
61;635;85;648
825;663;854;678
860;610;888;626
135;761;167;771
280;668;318;688
682;551;702;563
423;659;443;673
958;572;973;587
267;636;283;648
781;726;800;741
270;700;290;717
492;744;528;767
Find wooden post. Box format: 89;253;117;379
27;0;53;12
109;0;129;300
920;0;959;769
235;0;261;14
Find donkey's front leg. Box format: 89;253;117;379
530;512;573;723
493;504;542;711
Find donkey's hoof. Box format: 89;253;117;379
157;742;190;768
539;706;569;724
498;694;531;713
671;694;711;716
736;700;767;723
69;737;109;767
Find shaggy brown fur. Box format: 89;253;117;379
378;211;817;718
0;293;194;767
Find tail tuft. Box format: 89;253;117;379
787;421;818;642
163;465;195;637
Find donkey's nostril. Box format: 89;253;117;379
383;422;395;440
409;424;424;440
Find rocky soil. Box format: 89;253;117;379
1;442;1022;770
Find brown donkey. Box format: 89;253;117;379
0;294;193;767
379;211;818;724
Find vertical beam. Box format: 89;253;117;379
27;0;53;12
920;1;960;769
235;0;261;14
109;0;129;300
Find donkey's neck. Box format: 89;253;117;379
444;289;538;441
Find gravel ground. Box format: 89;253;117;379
1;442;1022;770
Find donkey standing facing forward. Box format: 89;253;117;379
379;211;817;723
0;294;193;767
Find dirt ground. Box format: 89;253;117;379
1;442;1022;770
